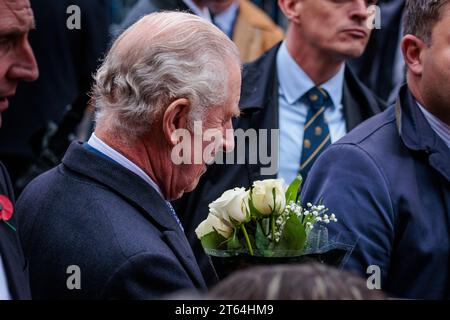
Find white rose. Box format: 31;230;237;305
195;213;232;239
209;187;249;224
250;179;286;215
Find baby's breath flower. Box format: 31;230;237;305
307;203;312;208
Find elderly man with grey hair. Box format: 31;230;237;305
16;12;241;300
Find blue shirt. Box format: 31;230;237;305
212;1;238;38
183;0;212;22
277;41;347;184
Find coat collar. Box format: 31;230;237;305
396;86;450;182
61;142;206;288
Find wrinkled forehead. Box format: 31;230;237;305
0;0;35;34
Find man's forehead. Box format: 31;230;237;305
0;0;35;31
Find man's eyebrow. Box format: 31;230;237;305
0;27;25;37
0;19;35;37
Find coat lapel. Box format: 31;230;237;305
62;142;206;288
0;218;31;300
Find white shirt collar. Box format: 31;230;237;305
183;0;212;22
417;102;450;149
87;133;165;198
0;254;11;300
276;41;345;109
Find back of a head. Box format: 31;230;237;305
92;11;240;139
207;263;387;300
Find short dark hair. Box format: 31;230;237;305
207;263;387;300
403;0;450;44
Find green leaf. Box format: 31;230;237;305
227;229;242;250
256;222;271;252
285;175;303;204
200;231;227;250
262;217;270;236
275;213;307;254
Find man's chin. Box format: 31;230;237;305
333;46;366;60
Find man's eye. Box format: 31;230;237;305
0;37;14;53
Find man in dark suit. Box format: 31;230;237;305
174;0;385;284
302;0;450;299
16;12;241;299
0;0;39;300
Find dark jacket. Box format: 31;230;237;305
16;142;206;299
301;86;450;299
173;43;386;284
115;0;191;36
349;0;406;103
0;163;31;300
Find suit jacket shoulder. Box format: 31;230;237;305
16;143;205;299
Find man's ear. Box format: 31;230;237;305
278;0;302;24
401;35;426;77
162;98;191;146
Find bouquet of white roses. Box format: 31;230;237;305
195;176;337;258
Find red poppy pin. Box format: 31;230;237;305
0;195;16;232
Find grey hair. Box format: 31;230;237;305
92;12;240;138
403;0;450;45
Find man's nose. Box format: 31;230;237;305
8;36;39;83
350;0;370;22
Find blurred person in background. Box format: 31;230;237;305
349;0;406;104
116;0;212;36
208;0;284;63
0;0;110;194
0;0;39;300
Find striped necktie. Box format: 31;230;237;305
299;87;333;179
